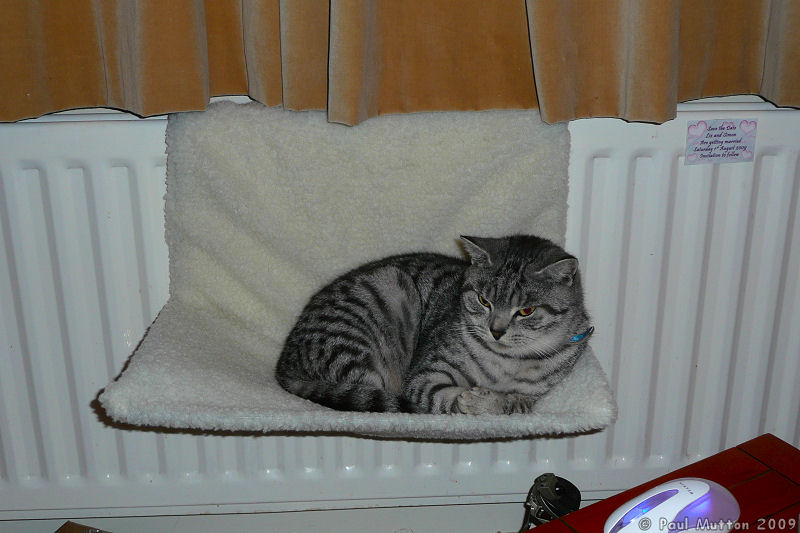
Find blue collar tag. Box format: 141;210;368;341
570;326;594;343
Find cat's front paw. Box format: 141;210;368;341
456;387;505;415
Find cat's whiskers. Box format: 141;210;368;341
532;342;564;359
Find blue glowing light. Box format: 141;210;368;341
608;489;679;533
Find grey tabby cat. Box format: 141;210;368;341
275;235;593;415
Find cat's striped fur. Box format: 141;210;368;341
275;235;592;415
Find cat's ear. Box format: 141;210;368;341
460;236;494;266
530;257;579;286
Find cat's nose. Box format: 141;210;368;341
490;327;506;340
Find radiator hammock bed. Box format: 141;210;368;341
99;102;616;440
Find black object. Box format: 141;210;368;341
520;473;581;531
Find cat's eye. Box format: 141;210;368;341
477;295;491;308
517;306;535;317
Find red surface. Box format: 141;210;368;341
767;502;800;532
739;433;800;485
731;471;800;527
530;434;800;533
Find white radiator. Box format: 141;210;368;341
1;100;798;529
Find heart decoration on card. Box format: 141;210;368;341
687;121;707;138
740;120;757;136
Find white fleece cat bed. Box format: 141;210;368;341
99;102;616;440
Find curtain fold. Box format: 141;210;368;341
1;0;798;124
279;0;329;110
527;0;681;123
241;0;283;107
327;0;537;125
761;1;800;106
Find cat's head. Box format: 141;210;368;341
459;235;589;358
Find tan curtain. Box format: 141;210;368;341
528;0;800;123
1;0;798;125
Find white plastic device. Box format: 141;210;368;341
603;477;740;533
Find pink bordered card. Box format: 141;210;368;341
685;119;757;165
